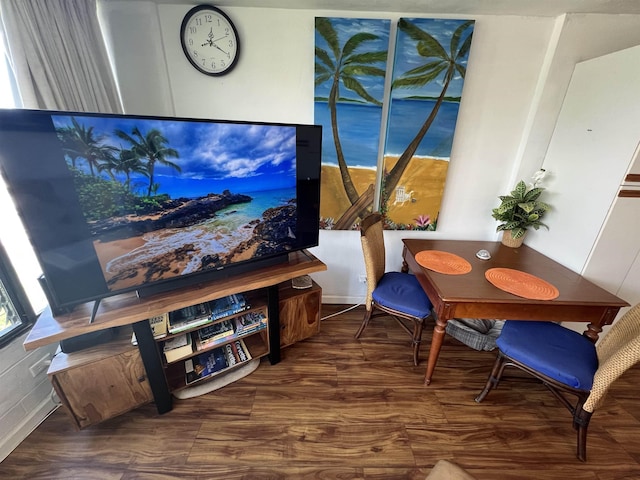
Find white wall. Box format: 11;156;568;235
0;331;57;461
97;4;640;305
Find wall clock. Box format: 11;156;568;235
180;4;240;76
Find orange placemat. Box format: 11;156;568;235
415;250;472;275
485;268;559;300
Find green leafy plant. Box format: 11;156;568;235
492;174;551;240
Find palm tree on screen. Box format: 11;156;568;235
99;147;149;191
61;117;117;176
384;19;473;197
315;17;387;206
115;127;180;197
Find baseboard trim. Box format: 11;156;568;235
0;393;59;462
322;295;365;305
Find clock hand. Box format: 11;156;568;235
210;33;229;44
200;27;216;46
212;43;228;55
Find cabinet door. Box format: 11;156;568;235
279;280;321;348
50;348;153;429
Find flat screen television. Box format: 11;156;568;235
0;109;321;314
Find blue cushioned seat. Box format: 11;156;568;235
355;212;434;366
477;304;640;462
496;321;598;390
372;272;433;319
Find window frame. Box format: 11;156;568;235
0;240;36;348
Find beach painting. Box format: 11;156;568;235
51;115;298;291
382;18;474;230
314;17;390;230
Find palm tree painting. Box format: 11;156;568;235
382;18;474;230
315;17;390;230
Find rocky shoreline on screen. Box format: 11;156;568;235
90;190;253;240
203;202;297;267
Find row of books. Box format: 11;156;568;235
167;294;250;334
184;339;252;385
162;310;267;363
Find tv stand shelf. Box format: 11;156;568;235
24;250;326;426
24;250;325;349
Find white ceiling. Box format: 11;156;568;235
150;0;640;16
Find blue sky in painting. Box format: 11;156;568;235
315;17;391;103
392;18;474;99
51;115;297;197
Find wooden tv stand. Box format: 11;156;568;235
24;250;326;426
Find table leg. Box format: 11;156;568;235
401;245;409;273
424;317;447;385
583;323;602;343
583;307;620;343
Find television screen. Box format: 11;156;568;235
0;109;321;311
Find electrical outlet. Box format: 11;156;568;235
29;354;51;377
358;275;367;284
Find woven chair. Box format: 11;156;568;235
354;212;433;366
475;302;640;461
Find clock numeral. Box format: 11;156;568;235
204;14;212;23
195;18;202;26
189;26;197;35
188;38;194;46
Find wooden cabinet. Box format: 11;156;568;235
279;279;321;348
48;327;153;429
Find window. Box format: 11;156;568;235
0;20;46;346
0;242;36;347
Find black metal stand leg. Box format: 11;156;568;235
267;285;281;365
132;320;173;414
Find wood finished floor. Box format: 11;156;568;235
2;304;640;479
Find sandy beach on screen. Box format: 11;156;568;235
94;236;146;273
94;236;148;289
93;225;260;291
320;155;449;226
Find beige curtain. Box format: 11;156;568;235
0;0;122;112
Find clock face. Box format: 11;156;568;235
180;5;240;76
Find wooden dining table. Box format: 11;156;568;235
401;239;629;385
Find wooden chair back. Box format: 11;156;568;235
360;212;385;310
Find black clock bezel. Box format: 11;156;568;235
180;4;241;77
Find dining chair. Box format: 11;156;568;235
475;302;640;461
354;212;433;366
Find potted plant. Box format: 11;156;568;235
492;170;551;247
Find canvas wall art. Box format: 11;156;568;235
382;18;474;230
314;17;390;230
